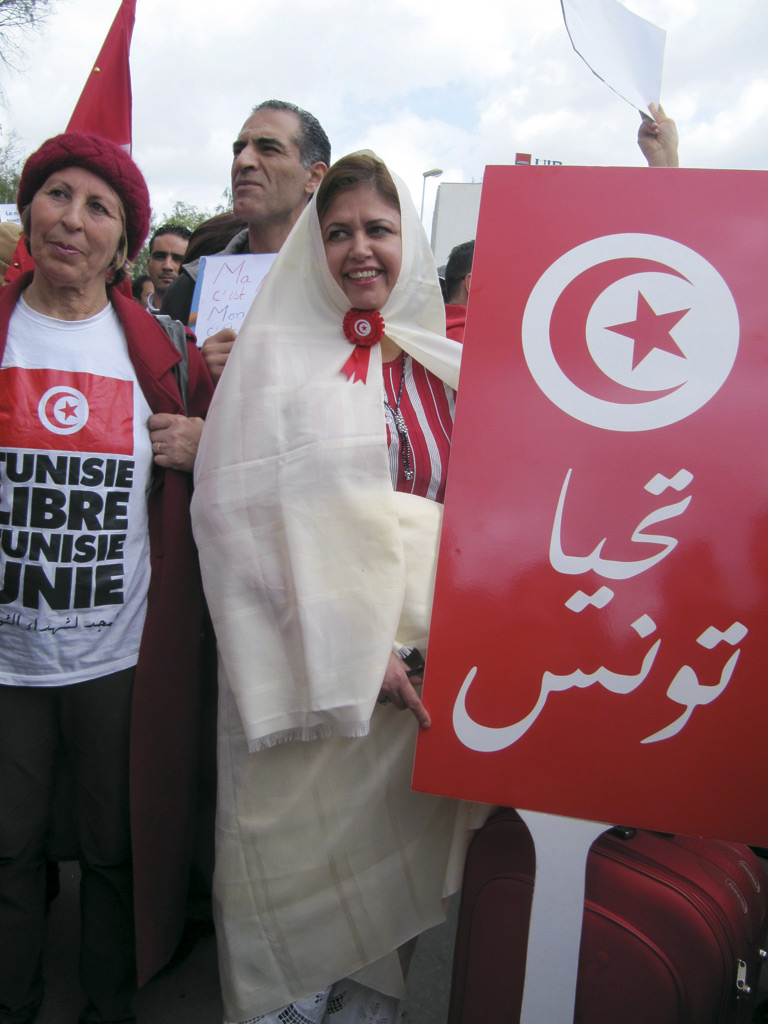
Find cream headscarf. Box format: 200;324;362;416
191;153;461;751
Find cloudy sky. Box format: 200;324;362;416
1;0;767;223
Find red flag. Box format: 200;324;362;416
66;0;136;151
4;1;137;287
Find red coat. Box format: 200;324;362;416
0;276;214;984
445;302;467;343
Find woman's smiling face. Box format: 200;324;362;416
320;185;402;310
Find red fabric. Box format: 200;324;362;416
341;310;386;382
341;346;372;383
66;0;135;151
3;238;35;284
114;277;134;301
342;308;384;346
445;303;466;343
0;275;214;983
383;354;454;504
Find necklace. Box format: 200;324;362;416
384;352;413;481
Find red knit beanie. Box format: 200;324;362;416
17;133;151;261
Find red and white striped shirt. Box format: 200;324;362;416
382;353;455;504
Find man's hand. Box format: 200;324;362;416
638;102;679;168
377;652;431;729
202;328;237;384
148;413;204;473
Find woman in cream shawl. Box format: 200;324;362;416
191;153;488;1023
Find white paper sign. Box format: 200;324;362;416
561;0;665;111
0;205;21;224
189;252;276;344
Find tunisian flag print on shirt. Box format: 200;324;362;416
0;367;134;454
413;166;768;847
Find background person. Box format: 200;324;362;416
182;212;246;267
161;99;330;383
144;101;331;478
191;152;488;1024
131;271;152;307
443;239;474;342
0;133;213;1024
145;223;190;314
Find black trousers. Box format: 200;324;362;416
0;669;136;1024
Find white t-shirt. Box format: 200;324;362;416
0;296;154;685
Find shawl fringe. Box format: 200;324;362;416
247;720;372;753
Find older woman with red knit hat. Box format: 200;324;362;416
0;133;213;1024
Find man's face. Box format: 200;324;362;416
148;232;188;298
231;109;321;227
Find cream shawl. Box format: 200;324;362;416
191;156;461;751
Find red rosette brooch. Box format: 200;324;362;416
341;308;385;383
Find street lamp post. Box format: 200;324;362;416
420;167;443;221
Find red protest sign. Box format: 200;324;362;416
413;166;768;846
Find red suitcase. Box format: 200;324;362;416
448;809;768;1024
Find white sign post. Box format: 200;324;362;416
517;812;609;1024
